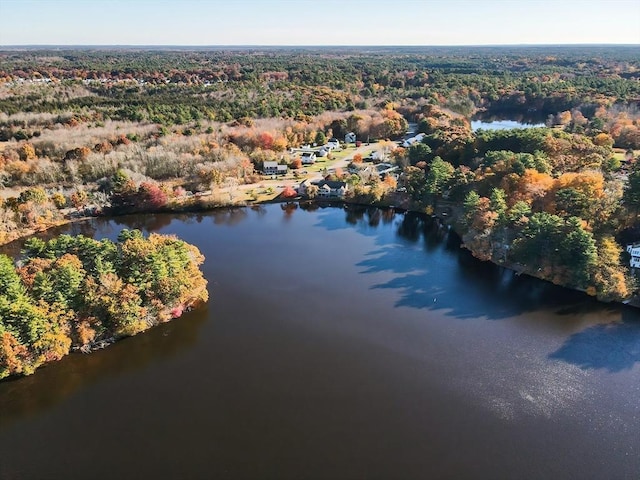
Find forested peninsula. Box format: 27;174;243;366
0;230;208;379
0;46;639;308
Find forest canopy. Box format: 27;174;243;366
0;230;208;379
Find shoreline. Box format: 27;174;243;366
2;194;637;308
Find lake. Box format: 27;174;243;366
471;112;546;131
1;204;638;479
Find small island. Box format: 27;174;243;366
0;229;208;379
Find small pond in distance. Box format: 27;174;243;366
471;111;547;131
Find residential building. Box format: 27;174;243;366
264;161;288;175
301;152;317;164
401;133;426;148
298;178;348;198
326;138;341;150
627;244;640;268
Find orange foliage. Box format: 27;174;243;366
281;186;297;198
18;257;54;289
383;175;397;189
593;133;614;147
74;318;98;346
0;332;32;377
70;190;88;209
272;136;288;152
554;171;604;198
509;169;554;205
18;143;36;161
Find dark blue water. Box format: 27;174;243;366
1;204;638;479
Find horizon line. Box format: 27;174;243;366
1;43;639;49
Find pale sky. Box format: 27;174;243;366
0;0;639;46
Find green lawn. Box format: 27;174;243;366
613;148;639;161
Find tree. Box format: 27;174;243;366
591;237;632;301
51;193;66;209
408;143;432;165
314;131;327;146
511;213;596;288
489;188;508;224
507;201;531;227
463;191;481;217
624;164;640;218
403;166;427;202
306;184;319;199
257;132;274;150
559;217;597;287
18;143;36;161
70;190;88;210
593;133;614;147
138;182;168;209
281;186;297;198
555;187;590;218
425;157;454;196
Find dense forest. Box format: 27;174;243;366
0;230;208;378
0;45;639;303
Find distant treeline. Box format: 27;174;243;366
0;46;638;123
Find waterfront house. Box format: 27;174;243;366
298;178;348;198
264;161;288;175
315;180;348;198
627;244;640;268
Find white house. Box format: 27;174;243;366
326;138;341;150
345;132;357;144
264;161;288;175
315;180;348;198
301;151;317;164
402;133;426;148
627;244;640;268
298;178;348;198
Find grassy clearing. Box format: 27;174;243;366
613;148;640;162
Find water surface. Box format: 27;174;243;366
471;118;546;131
1;205;638;479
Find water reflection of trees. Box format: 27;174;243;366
299;201;320;212
549;308;640;372
111;213;175;233
396;212;452;253
0;308;208;429
281;202;298;221
473;109;547;125
0;219;102;258
342;205;397;229
210;207;248;226
356;212;606;321
251;205;267;217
